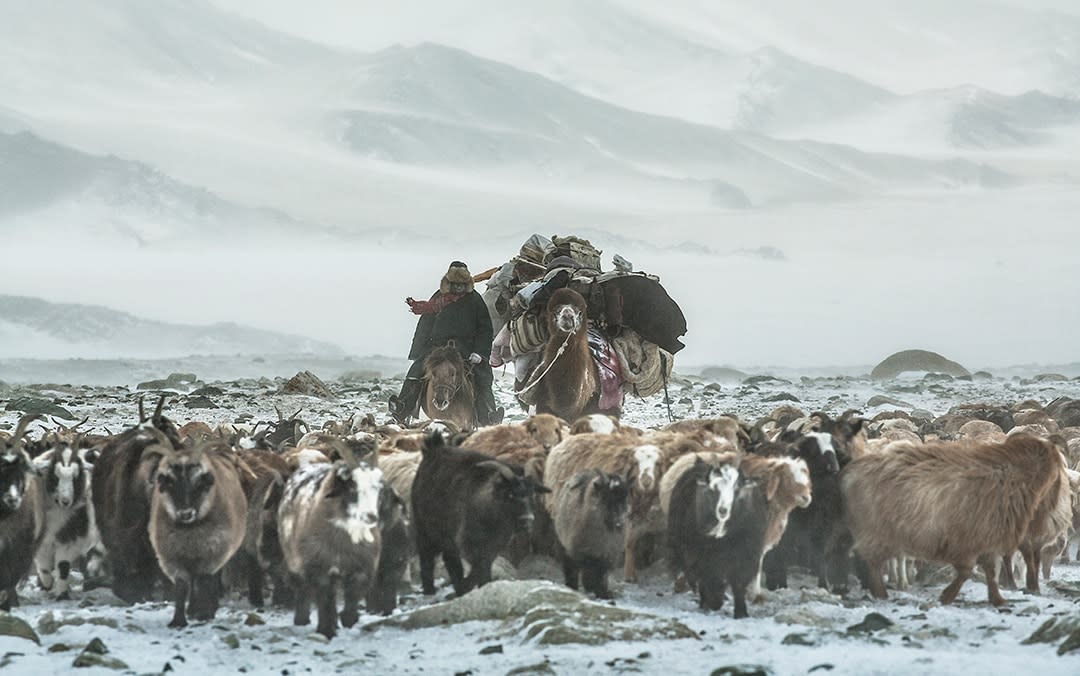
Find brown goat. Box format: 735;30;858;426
463;414;567;456
842;433;1068;606
737;454;812;599
665;417;749;452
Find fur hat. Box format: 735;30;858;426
440;261;474;294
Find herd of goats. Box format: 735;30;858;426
1;395;1079;640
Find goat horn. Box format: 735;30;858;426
475;460;515;481
324;436;359;469
274;405;285;421
289;408;304;421
138;396;147;423
11;413;43;442
153;394;167;421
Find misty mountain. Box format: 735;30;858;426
0;295;344;360
324;43;1012;207
0;131;338;246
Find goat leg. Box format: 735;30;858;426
56;561;72;601
418;543;438;595
561;556;580;591
442;552;468;596
999;554;1018;590
939;563;972;605
622;536;638;583
315;579;338;640
292;577;311;626
979;555;1006;606
340;574;360;628
1020;546;1039;593
582;558;610;600
168;576;190;629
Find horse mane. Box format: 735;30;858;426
425;343;464;372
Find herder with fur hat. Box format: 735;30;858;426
388;261;503;426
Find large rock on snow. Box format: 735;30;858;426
0;612;40;644
4;397;75;420
280;370;336;400
367;580;696;646
870;350;969;380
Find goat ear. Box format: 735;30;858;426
778;429;800;444
262;477;285;512
764;471;780;501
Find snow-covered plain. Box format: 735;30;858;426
2;372;1080;674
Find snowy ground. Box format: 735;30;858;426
2;368;1080;674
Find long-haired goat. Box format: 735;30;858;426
738;454;812;599
277;445;383;638
551;469;629;598
841;433;1069;606
0;414;46;610
149;440;248;628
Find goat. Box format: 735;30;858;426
228;448;292;609
462;414;567;455
277;445;383;638
551;470;630;598
738;454;812;600
149;440;248;628
366;484;410;615
667;460;767;617
664;417;749;452
412;431;549;596
91;396;181;603
842;433;1069;606
32;441;103;599
570;414;623;436
0;414;46;610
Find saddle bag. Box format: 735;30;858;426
611;328;674;398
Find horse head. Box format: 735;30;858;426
425;345;467;412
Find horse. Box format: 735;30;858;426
421;343;477;432
524;288;603;422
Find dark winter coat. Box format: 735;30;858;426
408;290;493;361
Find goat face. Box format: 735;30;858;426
475;462;550;530
781;457;813;508
41;446;87;509
525;415;563;451
590;473;629;531
155;455;216;525
633;444;661;491
703;464;739;538
802;433;840;474
327;462;383;545
0;450;32;514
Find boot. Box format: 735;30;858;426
389;379;422;424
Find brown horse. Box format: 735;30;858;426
421;343;477;432
526;288;601;422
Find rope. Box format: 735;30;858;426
516;330;574;396
660;351;674;423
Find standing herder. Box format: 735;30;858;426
388;261;503;426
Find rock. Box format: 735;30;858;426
4;397;75;420
244;613;266;626
922;373;954;383
701;367;747;383
49;643;73;653
1049;581;1080;599
341;370;381;384
866;395;913;409
710;666;772;676
973;371;994;381
871;350;969;380
507;661;557;675
83;638;108;655
1023;615;1080;645
136;373;199;391
957;420;1005;443
743;375;791;386
73;638;127;670
0;613;41;644
221;634;240;650
782;633;817;646
774;608;832;628
1034;373;1069;382
190;385;225;397
479;644;504;655
763;393;800;403
281;371;337;400
37;612;118;635
1058;629;1080;656
369;581;696;646
847;613;894;634
184;396;219;409
910;409;934;423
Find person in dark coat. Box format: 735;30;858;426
388;261;503;426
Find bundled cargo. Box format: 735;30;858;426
481;234;686;418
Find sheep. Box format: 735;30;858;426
277;447;383;638
463;414;567;455
737;454;812;600
149;440;248;628
32;442;104;600
0;414;47;610
91;396;182;603
667;459;765;617
570;414;623;435
841;433;1069;606
551;469;630;598
379;451;422;509
412;431;549;596
957;420;1006;443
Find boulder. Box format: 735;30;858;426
281;370;337;400
136;372;199;392
866;395;914;409
4;397;75;420
871;350;969;380
0;612;40;644
1012;410;1059;433
367;580;696;646
701;367;747;383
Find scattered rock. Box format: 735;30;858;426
1058;629;1080;656
4;397;75;420
479;644;504;655
281;371;337;400
184;395;219;409
369;581;696;646
341;370;381;384
190;385;225;397
710;666;771;676
847;613;894;634
1034;373;1068;382
781;633;816;646
136;373;199;391
1022;615;1080;645
774;608;832;628
506;661;557;675
871;350;969;380
808;665;834;673
701;367;747;383
49;643;73;653
0;613;41;645
743;375;791;386
763;393;800;403
973;371;994;381
221;634;240;650
922;373;954;383
72;638;127;670
244;613;266;626
37;612;119;635
866;395;913;409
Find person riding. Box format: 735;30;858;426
388;261;503;426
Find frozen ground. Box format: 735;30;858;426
2;367;1080;674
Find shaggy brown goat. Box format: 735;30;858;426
149;441;248;628
842;433;1068;606
463;414;567;455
